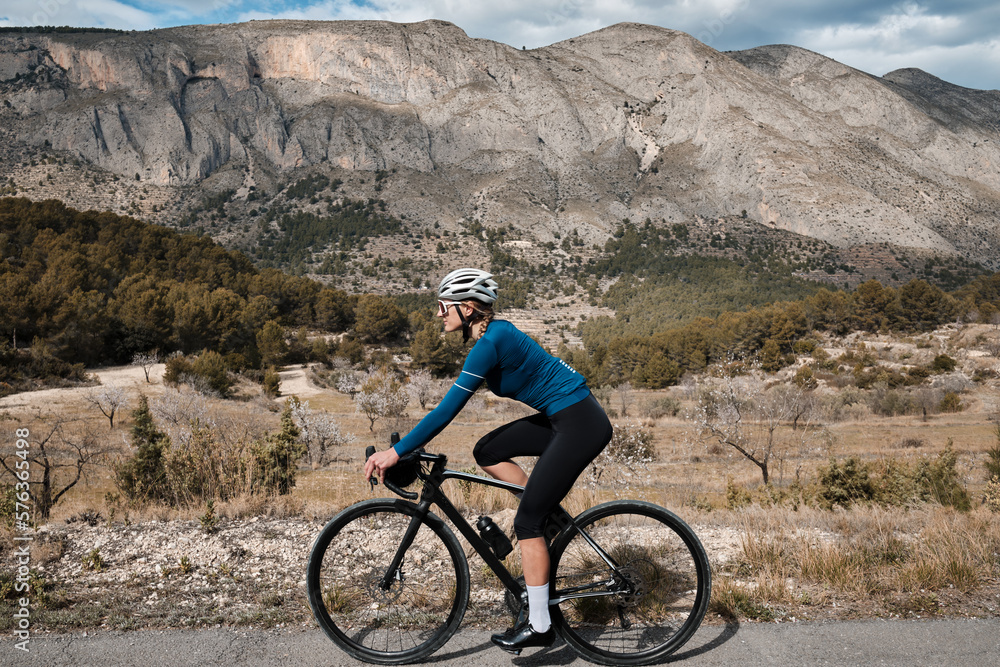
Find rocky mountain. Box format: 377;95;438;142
1;20;998;271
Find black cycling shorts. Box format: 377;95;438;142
473;393;612;540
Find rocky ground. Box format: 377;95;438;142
8;506;745;633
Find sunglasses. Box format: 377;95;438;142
437;300;461;316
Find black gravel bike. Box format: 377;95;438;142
307;440;711;665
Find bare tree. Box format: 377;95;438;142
84;385;129;429
131;350;160;383
690;359;818;484
615;382;635;418
912;387;943;422
332;358;362;396
150;386;209;427
289;397;355;466
406;368;435;410
777;384;817;431
355;366;409;432
0;419;108;520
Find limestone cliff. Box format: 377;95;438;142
1;21;998;266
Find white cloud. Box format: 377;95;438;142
819;38;1000;88
792;3;998;87
797;3;963;56
0;0;159;29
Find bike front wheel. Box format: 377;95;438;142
307;499;470;664
549;500;711;666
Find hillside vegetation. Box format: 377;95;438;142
3;197;1000;397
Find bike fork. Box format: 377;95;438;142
378;500;433;590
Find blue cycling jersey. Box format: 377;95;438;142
393;320;589;456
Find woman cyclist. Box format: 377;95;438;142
364;268;613;653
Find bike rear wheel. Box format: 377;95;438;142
549;500;711;666
307;499;470;664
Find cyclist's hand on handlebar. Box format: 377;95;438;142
364;447;400;485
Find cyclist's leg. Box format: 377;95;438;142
513;395;612;637
474;412;551;486
514;394;613;541
474;413;561;640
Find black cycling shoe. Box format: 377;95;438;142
490;622;555;654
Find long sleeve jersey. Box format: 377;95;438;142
392;320;589;456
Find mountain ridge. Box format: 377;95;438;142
1;19;998;273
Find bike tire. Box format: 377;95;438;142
307;499;470;664
549;500;711;666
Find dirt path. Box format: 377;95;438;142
275;364;325;401
0;362;328;414
0;364;165;414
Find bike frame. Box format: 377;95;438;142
379;453;631;610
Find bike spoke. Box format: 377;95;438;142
308;501;469;664
551;501;710;664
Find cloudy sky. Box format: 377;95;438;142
1;1;997;90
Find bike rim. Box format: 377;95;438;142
551;503;709;665
309;503;468;662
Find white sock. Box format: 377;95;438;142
526;584;551;632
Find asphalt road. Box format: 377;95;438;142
5;618;999;667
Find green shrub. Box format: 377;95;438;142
813;445;970;511
759;339;786;372
939;391;964;413
914;441;971;511
163;354;193;386
792;339;817;354
642;395;681;419
263;367;281;398
337;337;366;365
163;351;233;396
814;457;875;509
251;401;306;495
726;479;753;509
191;350;232;396
200;500;219;534
855;366;907;390
792;364;817;388
931;354;957;373
985;425;1000;480
868;384;913;416
82;548;104;571
870;457;922;507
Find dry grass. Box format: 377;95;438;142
719;504;1000;620
3;338;1000;629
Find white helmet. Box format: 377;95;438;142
438;268;499;304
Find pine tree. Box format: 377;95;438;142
252;401;305;495
114;395;171;503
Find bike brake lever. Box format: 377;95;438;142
365;445;378;490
